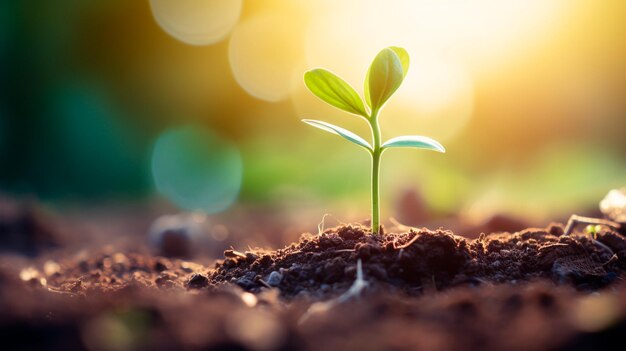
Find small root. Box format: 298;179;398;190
255;277;272;289
563;215;620;236
317;213;330;235
337;259;368;303
539;243;569;251
592;238;615;256
603;254;619;267
316;214;347;235
224;249;247;259
538;239;614;255
299;259;368;325
393;231;420;250
46;287;80;297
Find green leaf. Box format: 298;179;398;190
382;136;445;153
302;119;372;151
364;47;406;111
304;69;368;117
389;46;409;77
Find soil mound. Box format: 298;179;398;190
209;224;625;298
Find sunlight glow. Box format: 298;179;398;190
381;52;473;141
151;126;243;214
150;0;242;45
307;0;572;71
229;11;305;102
301;0;573;140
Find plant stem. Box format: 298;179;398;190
369;110;382;235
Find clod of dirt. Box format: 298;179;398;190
0;200;61;256
157;230;192;258
209;224;624;299
154;260;169;272
149;213;213;258
186;273;209;289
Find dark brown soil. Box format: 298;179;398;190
2;220;626;350
209;224;624;298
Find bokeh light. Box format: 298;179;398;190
151;125;243;214
150;0;242;45
226;309;285;351
229;10;305;102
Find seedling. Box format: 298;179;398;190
302;47;445;234
585;224;603;239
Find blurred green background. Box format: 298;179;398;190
0;0;625;227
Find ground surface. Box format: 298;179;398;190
1;202;626;351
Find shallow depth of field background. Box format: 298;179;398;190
0;0;625;230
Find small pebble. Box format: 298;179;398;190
154;260;168;272
149;212;211;258
266;271;282;286
246;252;259;262
186;273;209;289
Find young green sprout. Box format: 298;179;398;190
302;47;446;235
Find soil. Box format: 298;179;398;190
2;203;626;350
209;224;624;298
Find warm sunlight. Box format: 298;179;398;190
305;0;574;72
302;0;576;140
150;0;242;45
